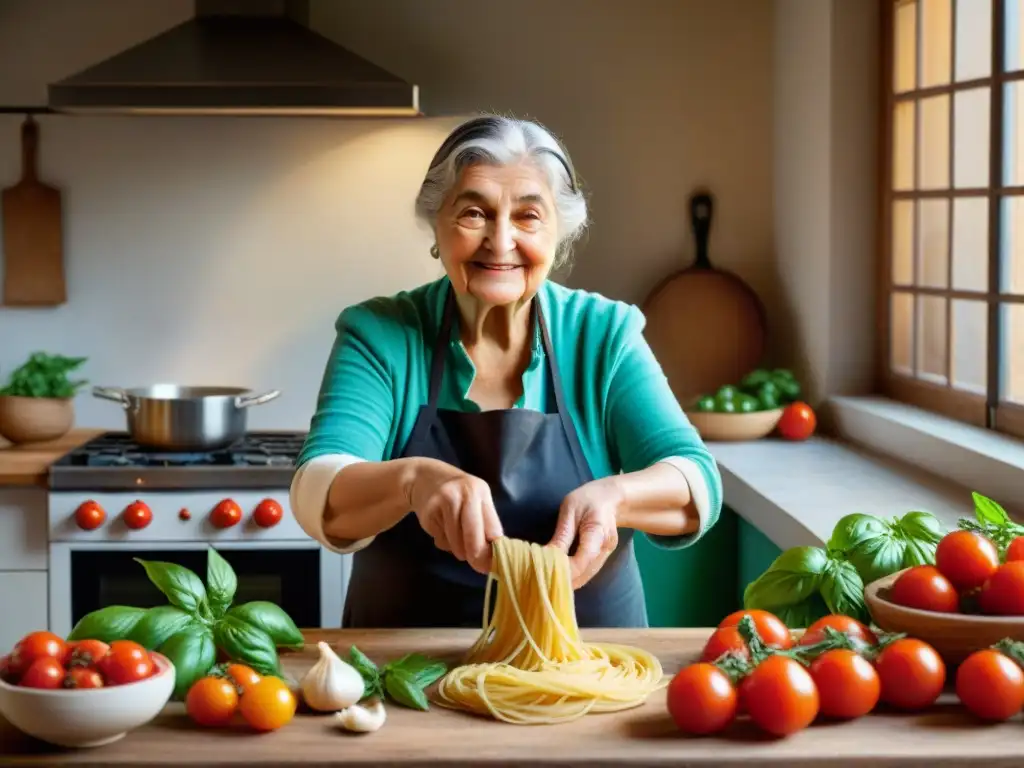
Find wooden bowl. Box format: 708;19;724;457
684;408;784;442
0;395;74;444
864;568;1024;665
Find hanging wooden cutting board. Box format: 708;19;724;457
643;190;767;406
2;115;66;306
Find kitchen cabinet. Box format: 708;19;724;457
0;489;49;651
737;515;783;606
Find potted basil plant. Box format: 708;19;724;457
0;352;88;444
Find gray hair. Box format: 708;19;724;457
414;115;588;268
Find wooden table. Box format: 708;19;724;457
0;429;103;487
2;628;1022;766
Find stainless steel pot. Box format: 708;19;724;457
92;384;281;451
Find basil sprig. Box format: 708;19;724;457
347;646;448;711
67;548;305;700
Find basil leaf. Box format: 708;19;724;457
742;546;827;609
214;614;281;676
820;558;868;622
134;558;208;614
385;669;430;711
902;536;938;568
973;492;1010;526
158;623;217;700
129;606;194;650
897;511;945;547
349;645;379;676
206;548;237;618
773;593;830;629
385;653;448;688
227;601;304;650
68;605;146;643
846;532;906;584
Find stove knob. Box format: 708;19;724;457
210;499;242;529
74;500;106;531
253;499;284;528
123;501;153;530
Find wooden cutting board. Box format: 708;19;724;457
2;115;66;306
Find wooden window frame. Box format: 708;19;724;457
877;0;1024;440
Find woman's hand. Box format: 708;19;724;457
407;458;504;575
548;477;624;589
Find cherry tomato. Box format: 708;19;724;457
0;655;13;683
798;615;878;648
666;663;737;735
99;640;154;685
718;609;793;649
935;531;1000;591
123;501;153;530
980;561;1024;616
65;666;105;689
809;649;880;719
13;631;66;668
253;499;284;528
1007;537;1024;563
889;565;960;613
956;649;1024;721
700;626;749;663
210;499;243;529
19;657;65;689
74;500;106;530
776;402;816;441
224;663;261;694
874;638;945;710
63;639;110;667
187;676;240;727
238;676;297;732
740;655;819;737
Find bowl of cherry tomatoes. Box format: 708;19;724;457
0;631;175;748
864;529;1024;665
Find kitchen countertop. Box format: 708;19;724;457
0;429;104;488
3;627;1023;767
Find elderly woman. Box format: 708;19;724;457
291;114;723;630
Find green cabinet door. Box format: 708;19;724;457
737;516;783;607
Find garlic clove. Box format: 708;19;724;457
300;641;366;712
335;698;387;733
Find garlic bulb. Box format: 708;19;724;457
335;698;387;733
300;641;366;712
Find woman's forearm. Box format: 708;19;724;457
612;462;701;537
323;458;420;540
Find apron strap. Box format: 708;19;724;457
424;286;459;415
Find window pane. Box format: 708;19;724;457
1001;196;1024;292
954;88;990;188
952;197;989;291
1007;0;1024;72
918;199;950;287
891;291;914;374
1003;303;1024;404
951;299;988;393
894;101;916;190
1004;82;1024;185
917;295;949;382
922;0;953;86
895;0;918;92
956;0;992;80
920;95;950;189
893;201;915;284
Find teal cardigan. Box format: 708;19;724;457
297;276;723;549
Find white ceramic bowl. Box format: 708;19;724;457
0;652;175;748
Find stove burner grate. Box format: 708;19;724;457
52;432;307;469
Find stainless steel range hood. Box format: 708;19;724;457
47;0;421;117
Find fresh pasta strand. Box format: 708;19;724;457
434;536;665;724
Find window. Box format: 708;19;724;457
880;0;1024;439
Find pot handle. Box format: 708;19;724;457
92;386;130;409
235;390;281;409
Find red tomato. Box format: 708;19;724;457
666;663;737;735
253;499;284;528
699;626;749;664
211;499;243;529
776;402;816;441
19;657;65;689
1007;537;1024;563
740;655;819;736
123;501;153;530
798;615;878;648
65;666;105;689
63;639;110;667
935;531;1000;591
13;631;65;668
718;609;793;649
74;500;106;530
889;565;960;613
99;640;154;685
874;638;946;710
809;649;880;719
0;655;13;683
956;649;1024;721
979;561;1024;616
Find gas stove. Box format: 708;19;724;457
49;431;306;490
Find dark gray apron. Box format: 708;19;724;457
341;284;649;629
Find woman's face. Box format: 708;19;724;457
435;161;559;308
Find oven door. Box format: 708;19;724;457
49;542;345;639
